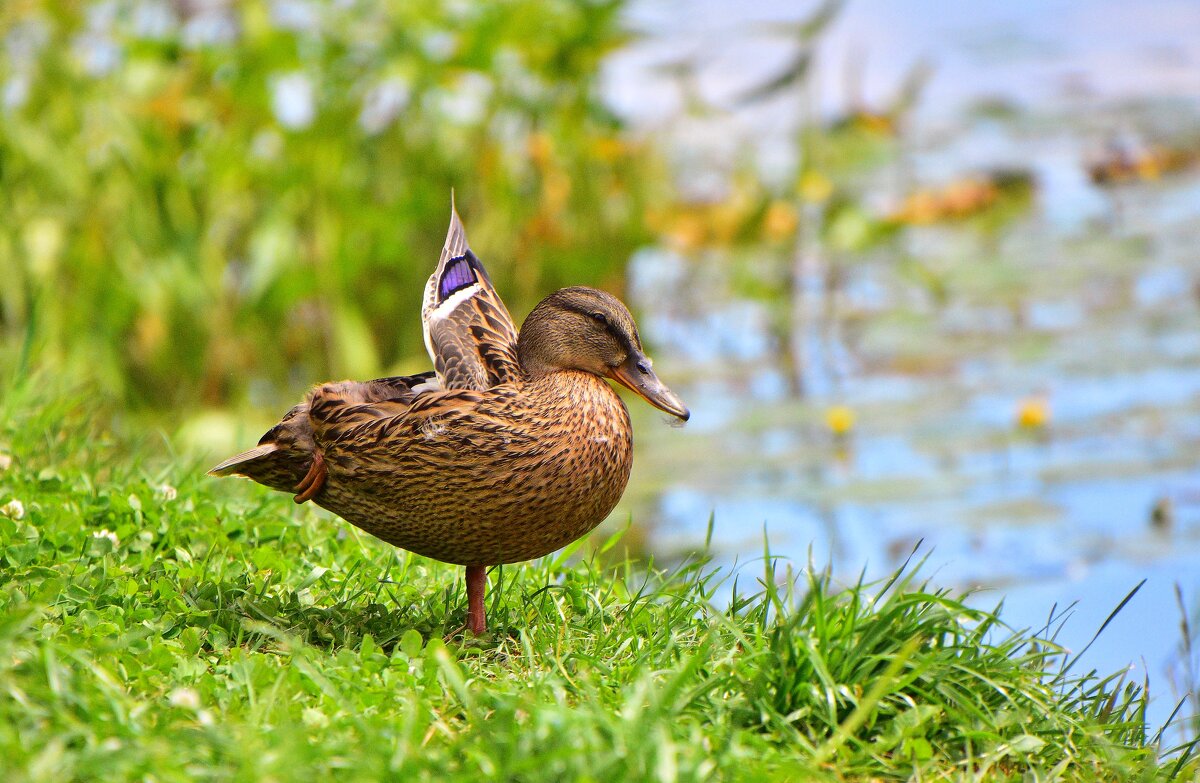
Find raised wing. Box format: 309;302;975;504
421;200;521;391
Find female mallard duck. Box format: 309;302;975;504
210;204;688;634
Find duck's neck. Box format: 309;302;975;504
524;368;628;418
517;337;594;381
517;355;557;381
515;328;560;381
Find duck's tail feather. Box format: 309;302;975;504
208;443;280;476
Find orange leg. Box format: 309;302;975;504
293;451;326;504
465;565;487;635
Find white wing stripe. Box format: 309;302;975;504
429;282;482;322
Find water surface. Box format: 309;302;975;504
606;0;1200;731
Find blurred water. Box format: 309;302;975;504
607;0;1200;731
606;0;1200;126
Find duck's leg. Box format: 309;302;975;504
293;451;326;504
465;565;487;635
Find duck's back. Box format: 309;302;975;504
207;373;438;494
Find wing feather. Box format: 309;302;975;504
421;200;521;391
306;373;442;443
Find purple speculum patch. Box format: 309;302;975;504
439;255;477;300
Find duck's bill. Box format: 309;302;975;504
608;352;690;421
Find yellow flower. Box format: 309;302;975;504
852;111;896;136
527;132;553;168
825;405;855;437
763;200;798;241
799;170;833;204
709;202;745;247
942;177;997;216
1135;152;1162;181
590;136;627;162
1016;397;1049;430
666;213;707;252
895;189;940;225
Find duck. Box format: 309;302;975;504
209;202;689;635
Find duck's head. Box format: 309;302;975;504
517;286;690;421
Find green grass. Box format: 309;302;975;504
0;383;1194;782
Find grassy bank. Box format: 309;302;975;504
0;385;1192;781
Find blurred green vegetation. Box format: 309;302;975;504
0;0;661;409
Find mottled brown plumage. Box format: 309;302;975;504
210;203;688;634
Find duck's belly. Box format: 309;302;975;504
315;374;634;566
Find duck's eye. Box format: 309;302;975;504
590;312;608;325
